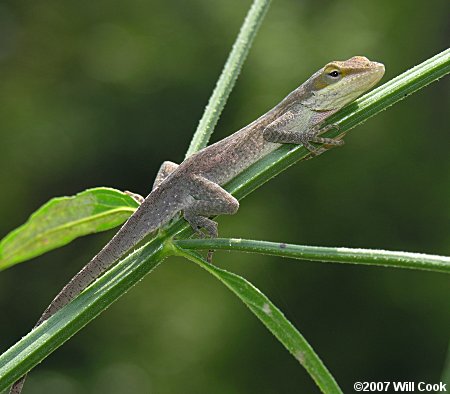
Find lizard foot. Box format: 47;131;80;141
184;214;218;239
206;249;215;263
124;191;145;204
301;123;344;155
184;214;218;262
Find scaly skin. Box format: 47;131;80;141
10;56;384;394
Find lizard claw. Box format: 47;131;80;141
185;214;218;239
301;122;344;154
184;215;217;263
206;249;215;263
124;191;145;204
316;122;340;135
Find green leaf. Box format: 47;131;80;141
0;188;139;271
173;246;343;394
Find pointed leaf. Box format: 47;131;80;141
0;188;139;270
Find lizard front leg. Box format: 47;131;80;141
183;175;239;238
263;108;343;153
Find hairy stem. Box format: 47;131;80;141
185;0;272;158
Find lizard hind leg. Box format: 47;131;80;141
123;161;180;205
152;161;179;191
124;190;145;204
183;175;239;238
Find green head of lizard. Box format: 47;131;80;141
301;56;385;111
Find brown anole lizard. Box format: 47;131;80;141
10;56;384;393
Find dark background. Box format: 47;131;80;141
0;0;449;393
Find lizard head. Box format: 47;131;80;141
301;56;385;111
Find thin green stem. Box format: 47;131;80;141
185;0;272;158
175;238;450;274
172;245;343;394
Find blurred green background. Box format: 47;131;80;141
1;0;449;393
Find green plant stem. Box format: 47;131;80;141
175;238;450;274
172;245;343;394
185;0;272;158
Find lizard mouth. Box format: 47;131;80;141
347;57;385;90
350;60;385;94
368;61;385;84
361;62;385;93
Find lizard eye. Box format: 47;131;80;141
328;70;340;78
322;67;342;85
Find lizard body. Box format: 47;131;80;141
11;56;384;393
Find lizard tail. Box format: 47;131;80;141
37;184;179;324
9;185;183;394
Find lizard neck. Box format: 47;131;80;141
174;81;316;186
182;92;313;185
